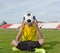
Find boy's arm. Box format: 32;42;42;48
33;22;43;39
15;22;25;41
33;21;44;45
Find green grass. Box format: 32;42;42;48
0;29;60;53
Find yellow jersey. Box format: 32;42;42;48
21;24;36;41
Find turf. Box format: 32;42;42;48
0;29;60;53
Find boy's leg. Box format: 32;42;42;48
27;41;41;48
11;40;42;51
16;41;39;51
16;41;27;51
26;41;41;51
11;40;27;51
15;41;41;51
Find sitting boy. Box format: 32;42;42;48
11;13;44;51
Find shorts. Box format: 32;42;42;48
16;41;41;51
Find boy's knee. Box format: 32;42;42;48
11;40;18;47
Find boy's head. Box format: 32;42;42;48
23;12;36;25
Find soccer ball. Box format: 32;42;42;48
23;13;36;24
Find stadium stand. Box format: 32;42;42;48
0;24;12;29
41;23;60;29
0;23;60;29
57;24;60;29
7;24;21;29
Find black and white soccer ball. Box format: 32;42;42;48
23;13;36;24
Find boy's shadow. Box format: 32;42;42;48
43;41;60;50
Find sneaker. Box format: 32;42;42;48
12;47;20;51
35;48;46;53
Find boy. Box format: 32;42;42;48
11;13;44;51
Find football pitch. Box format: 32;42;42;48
0;29;60;53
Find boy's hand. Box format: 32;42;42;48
39;39;44;45
22;21;25;26
33;20;38;27
16;21;25;41
33;20;45;45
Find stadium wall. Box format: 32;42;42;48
0;23;60;30
38;23;60;30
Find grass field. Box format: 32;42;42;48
0;29;60;53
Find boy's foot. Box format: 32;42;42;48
35;48;46;53
12;47;20;51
